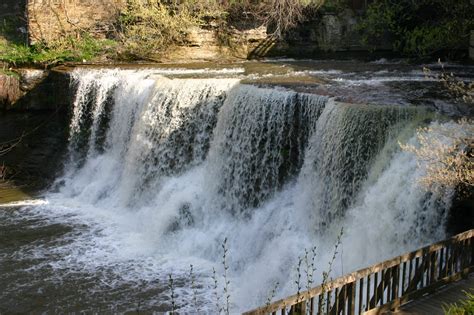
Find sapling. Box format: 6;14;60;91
222;237;231;315
189;264;199;312
212;267;222;314
319;227;344;314
265;281;280;307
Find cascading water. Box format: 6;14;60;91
7;68;457;312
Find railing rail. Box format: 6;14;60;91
243;229;474;315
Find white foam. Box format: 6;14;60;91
0;199;49;208
12;68;461;312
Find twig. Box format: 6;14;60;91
212;267;221;314
168;273;176;314
222;237;231;315
189;264;199;312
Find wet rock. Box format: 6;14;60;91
0;73;22;109
1;69;71;111
470;31;474;61
17;69;48;91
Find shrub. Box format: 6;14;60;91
424;62;474;105
0;34;116;67
117;0;199;60
359;0;474;58
400;119;474;195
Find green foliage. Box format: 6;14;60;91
0;68;20;79
443;291;474;315
0;33;116;67
320;0;349;13
359;0;474;58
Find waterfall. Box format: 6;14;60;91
297;101;427;227
207;85;326;212
43;68;455;311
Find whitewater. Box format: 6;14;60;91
1;68;457;312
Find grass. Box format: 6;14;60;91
0;35;117;68
0;68;20;78
444;291;474;315
1;15;117;68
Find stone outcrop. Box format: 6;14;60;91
27;0;123;44
470;31;474;61
1;0;26;16
0;73;22;109
4;0;386;60
166;26;268;61
0;69;69;111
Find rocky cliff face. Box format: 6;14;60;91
4;0;389;61
0;69;70;111
27;0;122;44
0;73;21;109
164;10;388;61
470;31;474;60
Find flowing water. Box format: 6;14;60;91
0;63;471;313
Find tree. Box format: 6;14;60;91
359;0;474;58
263;0;325;39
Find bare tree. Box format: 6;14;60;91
264;0;325;38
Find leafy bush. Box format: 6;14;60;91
0;34;116;67
444;291;474;315
359;0;474;58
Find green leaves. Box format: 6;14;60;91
0;35;116;67
359;0;474;58
443;291;474;315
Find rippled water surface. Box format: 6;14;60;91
1;59;472;313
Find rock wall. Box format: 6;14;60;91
167;10;387;61
0;69;70;111
1;0;27;44
0;0;391;62
27;0;123;44
166;26;268;61
1;0;26;17
0;74;22;109
470;31;474;61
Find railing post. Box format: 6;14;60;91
471;236;474;266
365;274;371;311
372;272;378;308
438;247;444;280
401;261;406;295
392;265;399;301
348;282;356;315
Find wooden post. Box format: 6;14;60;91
401;262;406;295
386;268;392;302
378;270;385;305
439;247;444;280
366;274;371;311
348;282;356;315
392;265;399;301
372;273;378;308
